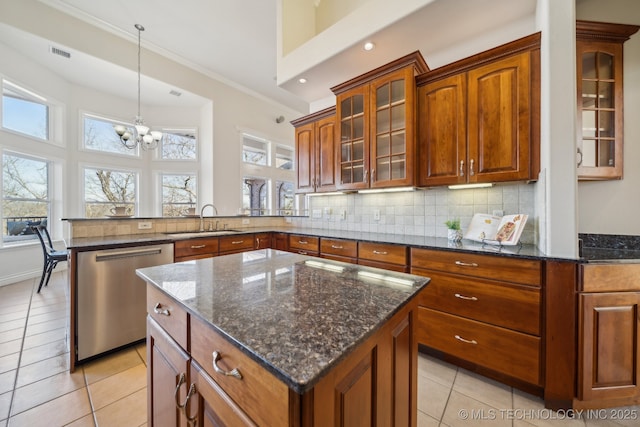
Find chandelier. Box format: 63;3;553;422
113;24;162;150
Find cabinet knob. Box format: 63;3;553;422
154;302;171;316
459;160;465;177
212;351;243;379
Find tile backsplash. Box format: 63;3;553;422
292;183;538;245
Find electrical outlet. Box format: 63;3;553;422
340;209;347;220
242;218;250;225
373;209;381;221
137;221;152;230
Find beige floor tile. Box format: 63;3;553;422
418;410;441;427
0;354;19;376
419;375;452;421
15;353;69;388
10;369;86;416
27;303;69;317
82;348;145;385
26;309;67;326
65;414;96;427
0;371;16;395
24;317;66;336
0;311;27;324
441;390;512;427
6;388;91;427
419;353;457;388
135;343;147;366
93;388;146;427
512;389;585;427
0;391;11;421
0;329;24;345
22;327;66;350
582;407;640;427
19;338;68;367
453;368;513;410
0;320;25;334
87;364;146;411
0;340;21;360
0;304;29;316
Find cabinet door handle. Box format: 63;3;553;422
459;160;465;177
256;237;260;247
331;245;344;249
371;169;376;182
231;240;244;245
184;383;198;425
212;351;243;379
454;335;478;345
298;240;308;245
372;250;388;255
470;159;475;176
364;170;368;183
454;261;478;267
298;250;308;255
190;244;206;249
454;293;478;301
175;372;187;409
154;303;171;316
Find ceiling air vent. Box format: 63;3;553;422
50;46;71;59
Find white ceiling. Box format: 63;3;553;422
6;0;537;113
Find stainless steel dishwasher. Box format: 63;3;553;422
76;243;174;362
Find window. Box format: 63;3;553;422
160;129;197;160
162;173;197;216
275;145;293;170
84;167;137;217
83;114;137;156
2;152;49;243
2;80;49;140
242;134;268;165
242;177;268;216
276;181;294;215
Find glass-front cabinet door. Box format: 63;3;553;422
337;86;369;190
370;68;415;188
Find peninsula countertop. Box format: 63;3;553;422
136;249;430;393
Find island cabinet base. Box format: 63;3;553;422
147;285;420;427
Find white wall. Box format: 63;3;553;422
576;0;640;235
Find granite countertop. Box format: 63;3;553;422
136;249;429;393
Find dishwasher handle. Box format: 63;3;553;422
95;247;164;262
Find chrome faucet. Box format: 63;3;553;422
199;204;218;231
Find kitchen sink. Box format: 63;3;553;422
165;230;243;239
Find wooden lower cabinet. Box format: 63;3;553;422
358;242;408;272
578;292;640;404
218;234;255;255
320;237;357;263
174;237;219;262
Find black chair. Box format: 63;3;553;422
31;225;69;293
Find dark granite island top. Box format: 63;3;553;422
136;249;429;394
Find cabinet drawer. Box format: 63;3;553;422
413;269;540;335
147;284;189;350
219;234;255;254
581;263;640;292
289;234;320;254
418;307;541;386
358;242;407;266
190;315;289;427
411;248;541;287
320;238;357;258
174;237;219;260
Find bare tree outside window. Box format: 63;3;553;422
84;114;137;156
161;130;197;160
2;153;49;241
276;181;294;215
84;167;136;217
162;174;197;216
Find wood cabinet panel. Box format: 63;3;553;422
254;233;271;250
358;242;407;267
411;247;541;287
147;284;189;350
413;268;540;335
418;307;541;386
174;237;219;261
581;263;640;292
190;315;289;427
320;238;357;259
578;292;640;402
293;108;337;193
218;234;255;254
289;234;320;255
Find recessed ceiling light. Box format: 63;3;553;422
298;78;307;84
363;42;375;51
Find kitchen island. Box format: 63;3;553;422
137;249;430;426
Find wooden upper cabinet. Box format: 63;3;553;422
292;107;337;193
576;20;639;180
417;33;541;187
333;52;429;191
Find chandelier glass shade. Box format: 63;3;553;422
114;24;162;150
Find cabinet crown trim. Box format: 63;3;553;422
290;106;336;127
576;20;640;43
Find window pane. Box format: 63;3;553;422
84;115;137;156
276;181;294;215
2;153;49;242
242;135;268;165
162;174;197;216
275;146;293;170
84;167;136;217
243;177;268;216
2;82;49;140
161;130;197;160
